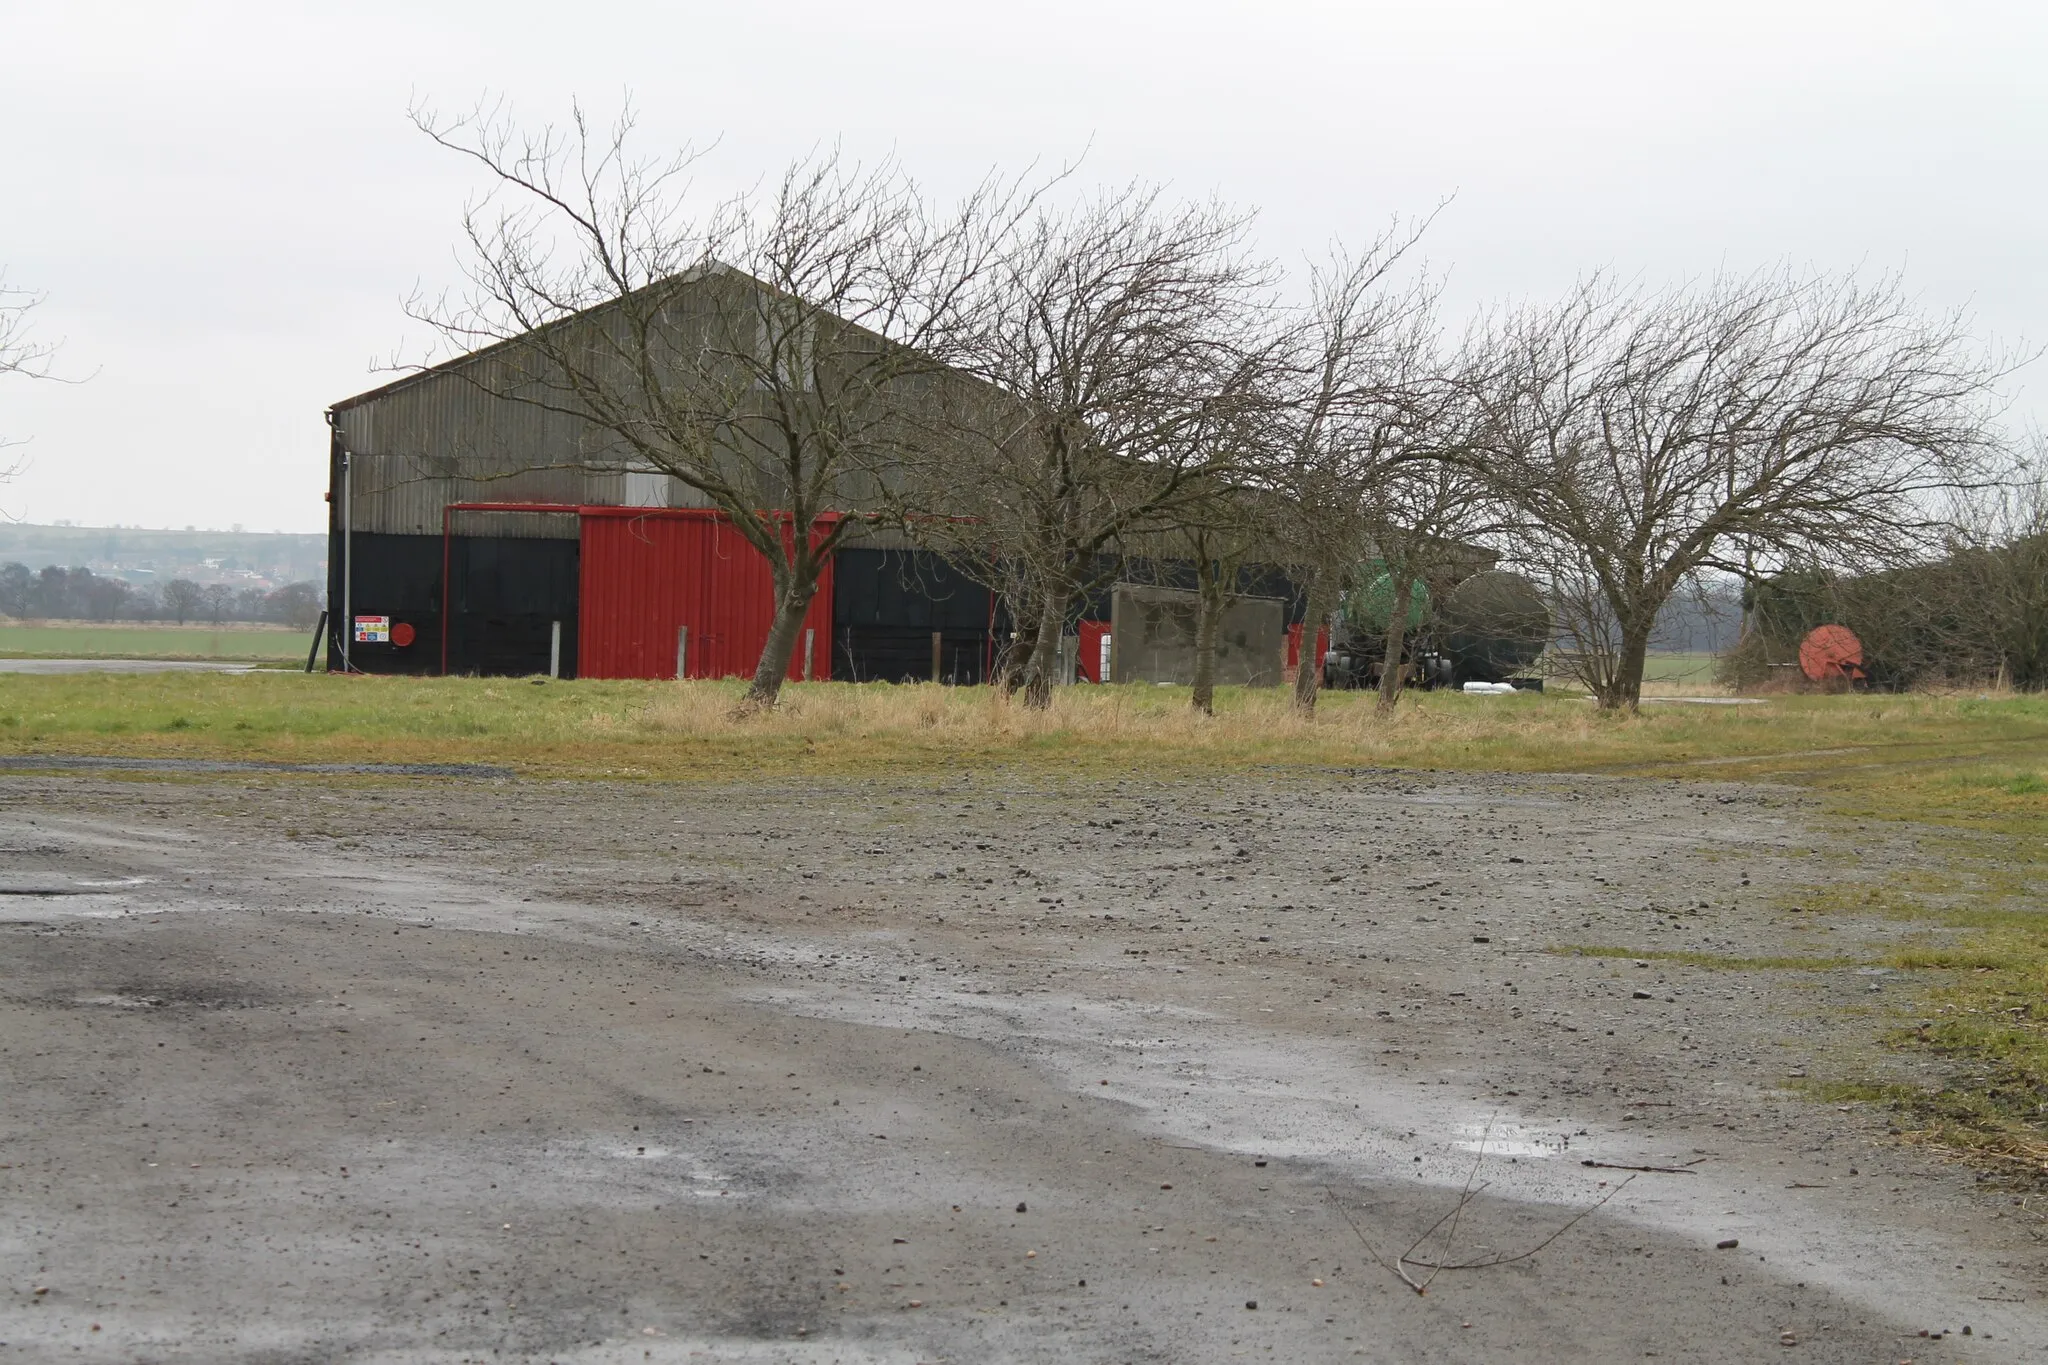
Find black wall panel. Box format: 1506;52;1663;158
446;535;580;678
326;531;579;678
832;549;992;683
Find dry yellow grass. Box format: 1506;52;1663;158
1;670;2043;789
630;679;1720;775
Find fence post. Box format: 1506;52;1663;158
305;609;328;674
804;627;815;682
931;631;943;684
675;625;689;680
549;620;561;679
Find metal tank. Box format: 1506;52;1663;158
1438;570;1551;683
1322;565;1550;690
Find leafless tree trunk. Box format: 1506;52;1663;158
1190;580;1224;714
1188;544;1252;716
1361;448;1501;713
753;575;818;698
1169;492;1271;715
1375;575;1415;714
1466;268;2014;710
408;100;1031;706
1020;591;1066;708
1291;565;1336;711
995;591;1040;695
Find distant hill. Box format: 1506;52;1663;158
0;523;326;589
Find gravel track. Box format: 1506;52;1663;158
0;767;2038;1362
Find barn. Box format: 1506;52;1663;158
323;273;1323;686
321;285;999;683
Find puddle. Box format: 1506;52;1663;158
67;982;267;1010
736;976;2043;1352
356;1342;925;1365
1453;1120;1563;1158
559;1137;737;1196
0;754;512;776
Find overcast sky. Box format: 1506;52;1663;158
1;0;2042;533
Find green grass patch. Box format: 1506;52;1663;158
1788;839;2048;1171
1794;1077;1924;1107
0;623;310;661
1638;650;1721;685
1945;769;2048;797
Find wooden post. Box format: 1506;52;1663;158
305;609;328;674
548;620;561;678
804;627;815;682
675;625;689;680
931;631;943;683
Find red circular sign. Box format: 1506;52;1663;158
390;621;417;648
1798;624;1863;682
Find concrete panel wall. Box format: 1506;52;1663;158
1108;584;1284;687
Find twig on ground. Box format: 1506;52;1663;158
1398;1175;1636;1272
1323;1184;1419;1293
1399;1114;1499;1291
1581;1159;1697;1174
1326;1113;1638;1295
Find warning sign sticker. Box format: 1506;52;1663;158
353;615;391;644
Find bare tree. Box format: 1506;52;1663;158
162;578;203;626
1466;268;2013;709
1360;455;1499;713
1258;228;1441;715
1957;451;2048;689
899;186;1276;708
0;274;63;470
409;100;1026;707
1731;445;2048;692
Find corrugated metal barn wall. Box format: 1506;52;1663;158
578;510;835;682
330;360;711;537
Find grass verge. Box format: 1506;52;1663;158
0;669;2043;781
1871;910;2048;1171
1786;818;2048;1171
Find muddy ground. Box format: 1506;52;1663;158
0;765;2041;1362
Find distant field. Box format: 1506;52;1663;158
1538;650;1726;696
1641;650;1721;683
0;622;311;661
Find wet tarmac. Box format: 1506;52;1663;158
0;658;268;673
